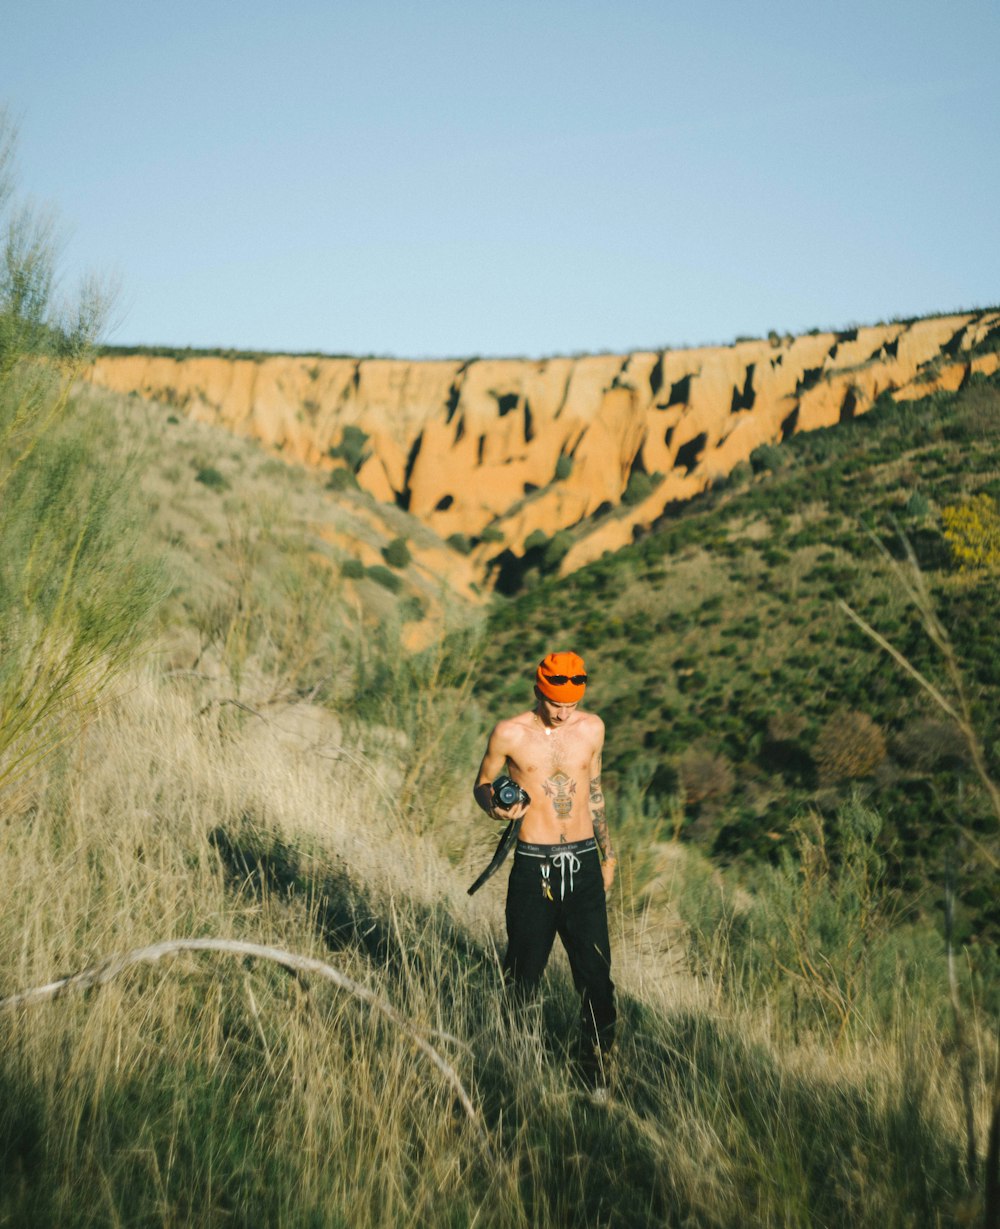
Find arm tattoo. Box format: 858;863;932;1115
589;774;614;861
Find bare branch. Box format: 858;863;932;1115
838;600;961;722
838;599;1000;872
0;937;492;1162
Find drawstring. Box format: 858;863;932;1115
551;850;581;900
517;839;594;901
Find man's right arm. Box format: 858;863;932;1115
473;722;525;821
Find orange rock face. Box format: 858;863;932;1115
88;311;1000;583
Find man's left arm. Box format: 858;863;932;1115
589;731;616;892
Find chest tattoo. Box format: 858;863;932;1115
543;771;577;820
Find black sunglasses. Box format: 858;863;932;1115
543;672;587;686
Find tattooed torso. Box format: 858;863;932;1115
491;709;606;846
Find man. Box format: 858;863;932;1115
473;651;617;1094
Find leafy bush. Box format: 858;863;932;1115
941;492;1000;572
902;490;929;520
813;710;886;784
327;467;359;492
948;380;1000;440
892;716;968;771
366;564;402;593
194;464;228;491
679;744;735;807
328;424;370;473
0;113;159;789
749;800;895;1037
398;594;425;622
542;531;571;572
446;532;472;554
340;558;364;580
726;460;752;488
622;470;663;506
382;537;411;569
749;443;787;474
767;711;808;743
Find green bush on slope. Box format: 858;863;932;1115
0;112;159;790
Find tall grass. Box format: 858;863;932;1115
190;504;351;701
0;667;990;1227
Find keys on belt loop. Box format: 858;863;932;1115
540;863;553;900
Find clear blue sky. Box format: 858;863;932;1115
3;0;998;358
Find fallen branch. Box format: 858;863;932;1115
0;937;493;1162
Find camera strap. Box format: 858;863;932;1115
466;817;523;896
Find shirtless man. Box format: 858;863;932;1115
473;651;617;1092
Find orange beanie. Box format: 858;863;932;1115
535;651;587;703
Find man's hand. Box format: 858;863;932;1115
473;780;528;823
491;797;529;823
601;856;617;893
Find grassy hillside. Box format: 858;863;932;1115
2;668;989;1228
477;373;1000;946
0;367;996;1224
81;381;481;673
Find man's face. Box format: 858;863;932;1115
538;695;579;727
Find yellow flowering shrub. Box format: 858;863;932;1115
941;493;1000;572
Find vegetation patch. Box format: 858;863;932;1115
477;373;1000;944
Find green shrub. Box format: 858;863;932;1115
948;380;1000;440
904;490;930;519
479;524;504;544
382;537;411;569
0;114;159;789
445;532;472;555
194;464;228;491
622;470;663;506
542;531;571;572
340;558;365;580
327;467;359;492
892;716;968;771
726;460;752;488
327;424;370;472
554;454;573;481
749;443;786;474
399;593;425;621
366;564;402;593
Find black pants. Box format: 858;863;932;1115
502;839;616;1073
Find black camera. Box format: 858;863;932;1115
492;775;530;811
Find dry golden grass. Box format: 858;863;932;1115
0;661;992;1226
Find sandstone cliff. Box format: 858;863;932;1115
89;311;1000;584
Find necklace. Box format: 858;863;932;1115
534;711;558;736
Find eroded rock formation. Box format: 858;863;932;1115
88;311;1000;583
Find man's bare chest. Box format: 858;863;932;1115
511;729;592;787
